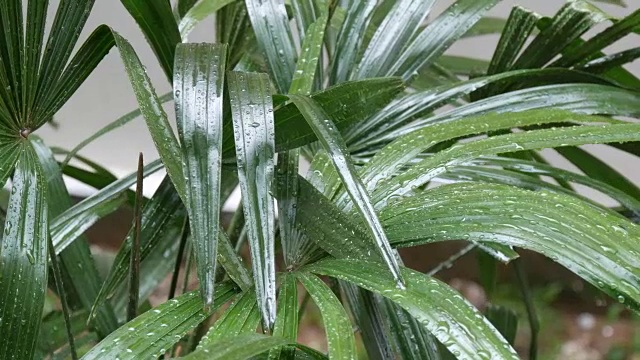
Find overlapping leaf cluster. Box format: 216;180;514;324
1;0;639;359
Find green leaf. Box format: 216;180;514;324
218;230;253;291
296;176;375;261
0;0;23;116
0;144;48;360
348;69;612;147
31;137;119;337
112;31;186;202
390;0;499;80
179;0;237;38
552;8;640;67
340;283;395;360
307;259;519;359
35;0;96;116
222;78;404;157
198;290;260;346
269;274;299;360
380;296;442;360
244;0;296;93
297;272;357;360
487;6;540;75
50;159;163;254
62;92;174;167
35;25;116;126
175;43;227;309
382;182;640;311
329;0;375;84
0;141;20;186
512;1;607;70
580;47;640;74
228;71;277;330
355;0;435;79
290;14;328;96
120;0;181;80
185;333;291;360
82;285;238;359
289;94;403;287
89;177;185;321
372;123;640;208
216;1;252;68
22;0;48;117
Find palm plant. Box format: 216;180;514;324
1;0;640;358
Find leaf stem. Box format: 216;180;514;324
168;218;190;300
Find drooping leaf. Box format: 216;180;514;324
289;94;403;286
0;144;49;360
307;259;519;359
120;0;181;80
228;71;277;330
175;43;227;309
82;285;238;359
382;182;640;311
179;0;237;39
297;272;357;360
0;141;20;186
112;31;186;201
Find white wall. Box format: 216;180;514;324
36;1;640;205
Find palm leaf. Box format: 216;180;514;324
307;259;519;359
82;284;238;359
0;144;48;360
382;182;640;310
228;71;277;330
